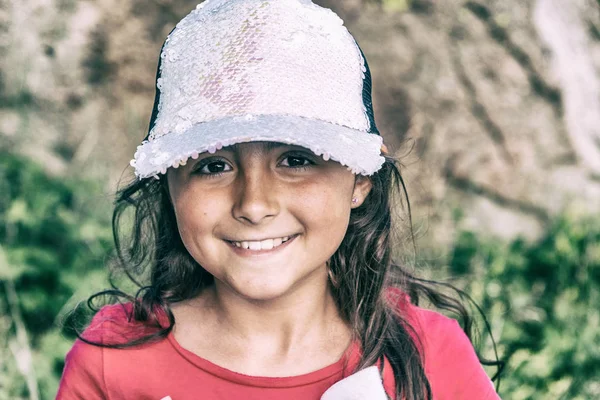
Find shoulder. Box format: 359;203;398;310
404;304;466;350
387;291;500;399
409;306;499;399
389;293;474;364
57;304;129;399
80;302;159;345
57;303;160;399
386;289;463;346
79;303;133;342
57;337;105;399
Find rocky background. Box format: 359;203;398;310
1;0;599;398
2;0;599;243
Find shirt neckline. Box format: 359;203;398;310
166;331;361;388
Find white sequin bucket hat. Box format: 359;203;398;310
131;0;386;179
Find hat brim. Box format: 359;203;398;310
132;114;385;179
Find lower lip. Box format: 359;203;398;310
226;235;298;256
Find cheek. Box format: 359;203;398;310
172;188;223;254
292;178;353;243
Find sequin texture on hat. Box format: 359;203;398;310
131;0;385;179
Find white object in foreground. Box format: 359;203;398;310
321;366;388;400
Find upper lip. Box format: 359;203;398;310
225;234;298;242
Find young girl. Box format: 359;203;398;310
57;0;502;399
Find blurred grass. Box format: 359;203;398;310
0;151;598;398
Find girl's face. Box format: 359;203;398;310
167;142;372;302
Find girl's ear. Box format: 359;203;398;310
351;176;373;208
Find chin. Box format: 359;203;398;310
223;273;310;303
232;281;296;302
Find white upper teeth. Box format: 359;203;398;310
233;236;291;250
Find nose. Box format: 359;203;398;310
232;167;279;225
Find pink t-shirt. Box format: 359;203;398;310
57;299;500;399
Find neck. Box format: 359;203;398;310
206;275;345;354
172;271;353;376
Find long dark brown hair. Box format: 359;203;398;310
72;155;503;400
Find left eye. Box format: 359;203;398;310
280;155;313;168
198;160;232;174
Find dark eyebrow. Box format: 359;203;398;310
265;142;287;151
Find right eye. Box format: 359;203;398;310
195;159;233;176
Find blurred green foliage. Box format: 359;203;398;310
449;216;600;399
381;0;410;12
366;0;410;12
0;151;598;398
0;151;112;399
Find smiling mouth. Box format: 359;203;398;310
227;235;297;251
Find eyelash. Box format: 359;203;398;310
193;153;316;177
194;158;232;178
279;153;316;171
